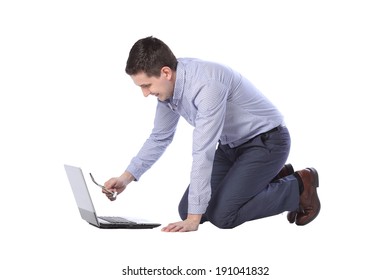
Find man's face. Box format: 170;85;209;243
131;67;175;102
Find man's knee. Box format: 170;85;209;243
208;210;236;229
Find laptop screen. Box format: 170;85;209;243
64;164;99;226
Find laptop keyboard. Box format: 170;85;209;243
99;216;137;224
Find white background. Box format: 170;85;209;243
1;0;389;279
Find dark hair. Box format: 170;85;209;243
125;36;178;77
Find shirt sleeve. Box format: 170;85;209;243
188;82;229;214
127;100;180;180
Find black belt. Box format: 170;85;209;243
222;125;286;148
261;125;284;136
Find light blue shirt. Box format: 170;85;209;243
127;58;284;214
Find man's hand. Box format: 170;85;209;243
161;214;202;232
103;171;134;201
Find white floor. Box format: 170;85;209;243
1;1;389;279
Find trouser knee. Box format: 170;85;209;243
208;211;236;229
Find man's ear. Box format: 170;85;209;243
161;66;173;80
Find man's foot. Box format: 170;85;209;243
294;168;321;226
270;163;304;224
270;163;299;224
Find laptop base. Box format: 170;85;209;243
92;222;161;229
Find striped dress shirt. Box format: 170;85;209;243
127;58;284;214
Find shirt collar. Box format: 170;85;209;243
171;60;185;107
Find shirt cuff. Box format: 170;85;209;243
126;165;141;182
188;203;208;215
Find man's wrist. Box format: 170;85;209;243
187;213;202;223
120;171;135;185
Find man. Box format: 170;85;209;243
103;36;321;232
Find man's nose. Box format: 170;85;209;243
142;88;151;97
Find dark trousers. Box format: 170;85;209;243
178;126;300;229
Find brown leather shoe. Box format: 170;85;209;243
294;168;321;226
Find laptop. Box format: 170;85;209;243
64;164;161;229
